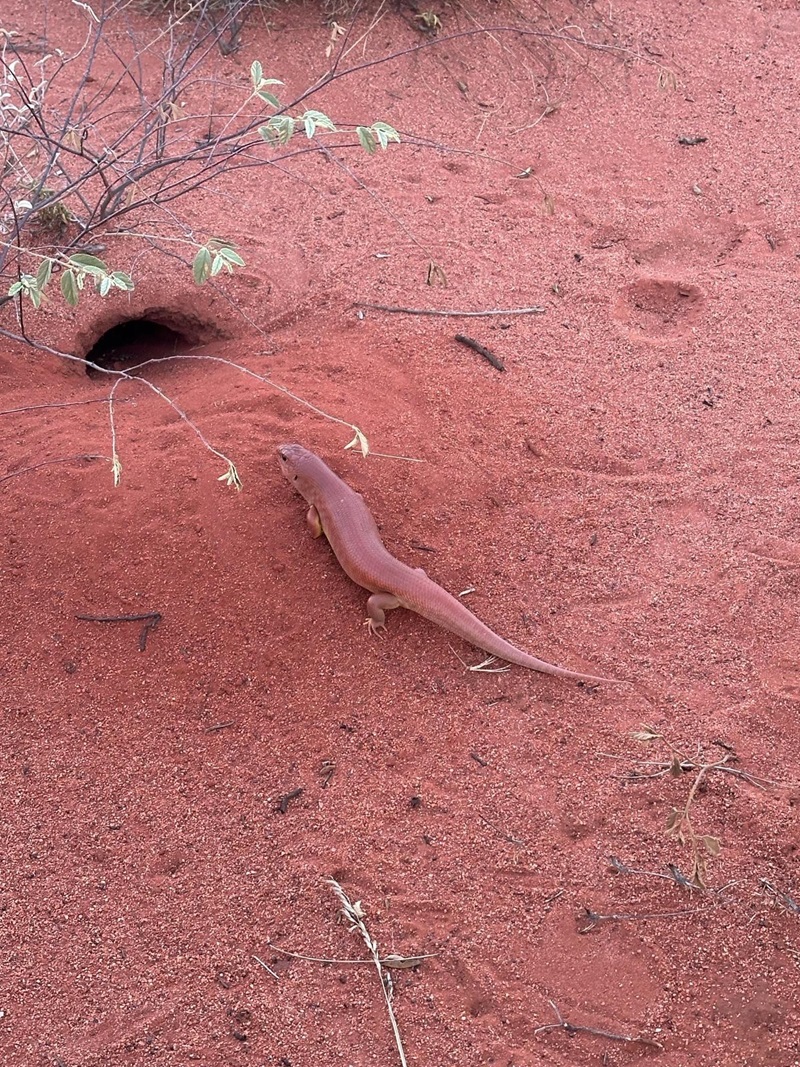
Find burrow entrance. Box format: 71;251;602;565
83;314;203;377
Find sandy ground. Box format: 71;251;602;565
1;1;799;1064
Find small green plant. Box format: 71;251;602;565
251;61;399;154
191;239;245;285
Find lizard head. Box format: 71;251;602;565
277;443;318;495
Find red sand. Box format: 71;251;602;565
2;2;799;1064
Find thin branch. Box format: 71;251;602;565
760;878;800;915
252;954;279;980
535;1000;663;1050
0;328;369;476
0;453;108;485
0;396;117;416
271;944;437;968
578;905;708;933
354;303;547;317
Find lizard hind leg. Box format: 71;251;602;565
365;592;401;636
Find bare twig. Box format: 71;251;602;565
761;879;800;915
454;334;505;371
75;611;162;651
578;905;708;933
252;954;279;980
354;303;546;317
479;814;525;847
448;645;510;673
535;1000;663;1050
277;788;304;814
614;754;778;791
0;453;107;485
271;944;437;968
0;397;119;416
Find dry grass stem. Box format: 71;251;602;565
354;303;547;317
0;453;108;485
252;954;279;980
478;814;525;847
272;944;438;968
535;1000;663;1050
448;646;511;673
327;878;410;1067
760;879;800;915
578;904;708;934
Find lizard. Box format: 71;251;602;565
278;443;618;684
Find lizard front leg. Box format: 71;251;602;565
306;505;324;538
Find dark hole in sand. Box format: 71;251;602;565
84;318;193;377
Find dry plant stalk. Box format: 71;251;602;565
535;999;663;1050
626;726;775;889
327;878;409;1067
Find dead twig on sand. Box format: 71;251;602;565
75;611;162;651
478;813;525;847
535;1000;663;1050
252;955;279;980
578;904;708;933
354;303;546;317
760;879;800;915
454;334;505;371
271;944;437;968
0;454;108;485
0;398;123;416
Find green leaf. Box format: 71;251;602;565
250;60;263;90
7;280;23;297
61;270;79;306
29;283;42;309
68;253;107;271
99;276;112;297
193;247;212;285
36;258;53;290
257;89;281;108
357;126;377;154
110;271;134;291
210;254;226;277
259;116;295;145
217;247;245;266
371;121;400;149
302;109;337;138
